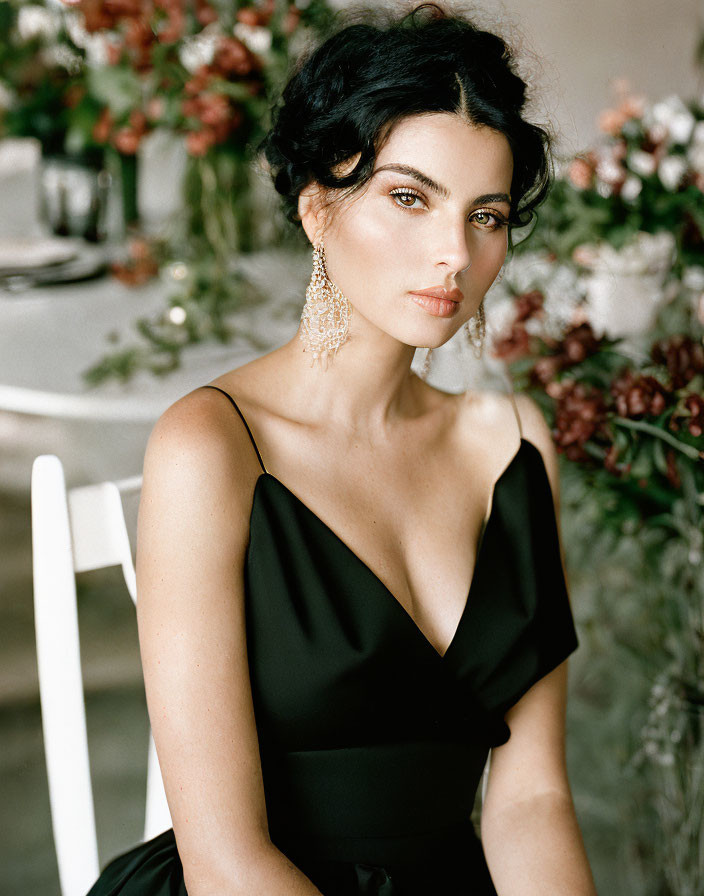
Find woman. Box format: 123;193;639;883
87;4;598;894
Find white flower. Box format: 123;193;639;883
647;122;668;144
682;266;704;291
233;22;272;55
658;155;688;190
596;180;613;198
18;5;59;41
628;149;657;177
620;174;643;202
646;95;696;145
64;12;113;66
596;154;623;185
669;111;696;144
179;30;218;72
43;43;83;75
687;141;704;176
691;121;704;146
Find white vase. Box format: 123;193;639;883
137;129;187;234
580;231;676;339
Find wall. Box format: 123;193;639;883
333;0;704;156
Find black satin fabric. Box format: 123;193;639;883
86;408;579;896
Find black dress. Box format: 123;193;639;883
86;383;579;896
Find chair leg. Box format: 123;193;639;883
32;455;100;896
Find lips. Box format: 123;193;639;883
409;286;463;303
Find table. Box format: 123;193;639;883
0;249;308;490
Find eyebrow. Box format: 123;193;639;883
373;163;511;206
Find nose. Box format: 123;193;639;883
434;219;471;275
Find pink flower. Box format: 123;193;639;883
568;157;594;190
112;127;142;154
186;128;217;157
92;107;113;144
195;1;218;25
197;92;230;127
598;107;627;137
146;97;165;121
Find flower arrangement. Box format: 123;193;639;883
523;80;704;272
71;0;337;384
496;80;704;894
0;0;338;383
495;82;704;521
492;294;703;516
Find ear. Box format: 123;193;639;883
298;181;327;246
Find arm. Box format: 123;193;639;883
136;390;323;896
480;394;598;896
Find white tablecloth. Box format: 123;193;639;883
0;249;308;490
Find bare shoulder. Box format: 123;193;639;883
138;385;268;581
144;384;264;498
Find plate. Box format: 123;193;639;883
0;242;108;292
0;236;82;272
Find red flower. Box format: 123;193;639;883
236;3;274;26
611;369;670;418
284;5;302;34
195;1;218;25
561;322;602;365
154;0;185;43
683;394;704;438
186;128;217;157
491;322;533;363
184;65;212;97
112;127;142;154
651;334;704;390
213;37;259;78
553;380;608;462
532;354;564;386
74;0;114;33
514;289;544;322
197;92;230;127
92;107;113;144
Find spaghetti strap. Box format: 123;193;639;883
506;389;523;439
200;385;268;474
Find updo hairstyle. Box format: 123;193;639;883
258;3;554;249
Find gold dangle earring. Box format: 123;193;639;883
463;301;486;359
299;241;351;369
420;347;433;381
462;261;504;360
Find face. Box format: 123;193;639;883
299;112;514;349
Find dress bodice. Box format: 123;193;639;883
86;382;580;896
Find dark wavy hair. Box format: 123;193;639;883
257;3;554;249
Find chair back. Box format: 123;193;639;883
31;454;171;896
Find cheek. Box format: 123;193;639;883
326;203;417;295
468;231;508;276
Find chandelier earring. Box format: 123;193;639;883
420;346;434;382
300;241;351;369
463;299;486;360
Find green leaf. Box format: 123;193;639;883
87;66;142;119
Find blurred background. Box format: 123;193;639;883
2;0;703;894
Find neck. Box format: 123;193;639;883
275;321;426;439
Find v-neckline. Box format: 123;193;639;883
251;437;532;662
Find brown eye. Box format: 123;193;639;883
471;210;507;230
389;188;425;210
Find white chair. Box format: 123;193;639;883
31;454;172;896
